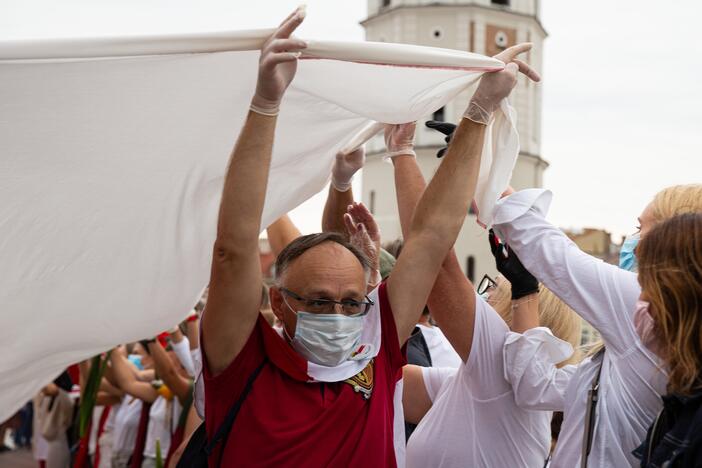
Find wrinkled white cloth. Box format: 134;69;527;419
406;296;551;468
492;189;667;468
0;30;517;418
503;327;576;410
416;324;462;368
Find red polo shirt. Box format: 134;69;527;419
203;282;405;467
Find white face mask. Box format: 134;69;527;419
283;300;364;367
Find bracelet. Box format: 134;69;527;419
511;296;537;309
249;103;280;117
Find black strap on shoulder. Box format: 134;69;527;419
581;347;605;468
204;358;267;462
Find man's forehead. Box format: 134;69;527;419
282;242;366;291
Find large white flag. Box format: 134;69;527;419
0;29;517;418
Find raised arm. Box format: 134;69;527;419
322;146;365;234
267;215;302;257
387;43;540;345
492;189;640;354
391;150;476;360
202;9;307;375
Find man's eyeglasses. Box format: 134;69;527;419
280;288;374;316
477;274;497;296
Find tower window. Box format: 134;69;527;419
432;106;445;122
432;29;442;39
466;256;475;282
370;190;376;214
382;0;391;7
491;0;510;5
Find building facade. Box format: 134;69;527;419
360;0;548;282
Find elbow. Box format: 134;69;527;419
212;238;251;265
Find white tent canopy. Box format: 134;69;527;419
0;29;518;419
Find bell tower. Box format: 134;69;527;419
360;0;548;281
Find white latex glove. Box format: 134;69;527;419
343;202;382;288
331;147;365;192
465;43;541;125
383;122;417;159
250;7;308;116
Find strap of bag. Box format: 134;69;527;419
580;347;605;468
204;358;267;465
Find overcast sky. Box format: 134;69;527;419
2;0;700;240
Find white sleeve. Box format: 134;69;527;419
170;336;196;377
503;327;576;411
492;189;641;356
461;296;512;399
421;366;456;402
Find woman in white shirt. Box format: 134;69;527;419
387;125;581;467
495;183;702;467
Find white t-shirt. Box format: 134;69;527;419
406;297;552;468
493;189;668;468
144;395;181;458
416;324;462;368
112;396;142;455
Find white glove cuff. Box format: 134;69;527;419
463;100;492;126
331;176;353;192
250;103;280;117
250;95;280;116
382;148;417;161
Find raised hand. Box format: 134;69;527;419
488;229;539;300
331;147;365;192
384;122;417;159
251;7;308;114
466;43;541;124
343;202;381;283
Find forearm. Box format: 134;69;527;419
393;154;475;360
322;185;354;235
392;155;426;239
185;319;199;350
267;215;302;256
409;119;485;250
147;342;192;405
510;293;539;333
110;353;156;402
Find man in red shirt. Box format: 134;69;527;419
201;7;537;467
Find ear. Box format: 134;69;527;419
269;286;286;323
270;286;297;338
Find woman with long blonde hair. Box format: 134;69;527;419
634;212;702;466
490;183;702;467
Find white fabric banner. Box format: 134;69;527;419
0;30;517;418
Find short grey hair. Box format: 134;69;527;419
274;232;372;284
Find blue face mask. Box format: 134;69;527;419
127;354;144;370
619;232;640;272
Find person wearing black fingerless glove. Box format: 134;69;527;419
488;229;539;299
425;120;456;158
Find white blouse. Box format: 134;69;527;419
493;189;667;468
406;297;552;468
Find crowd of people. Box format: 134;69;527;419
2;7;702;468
